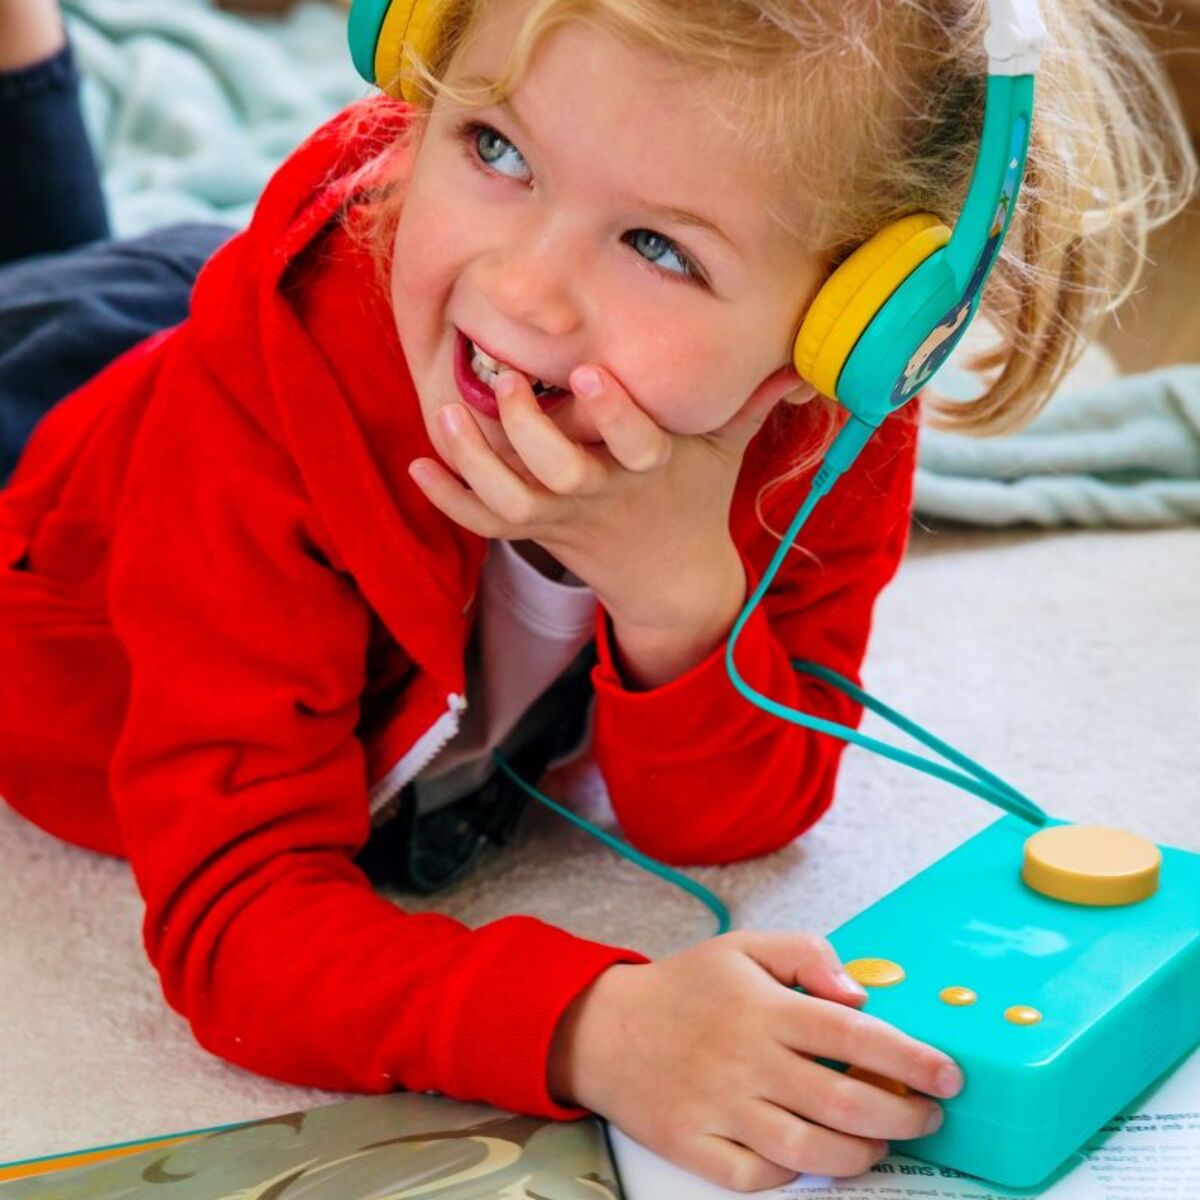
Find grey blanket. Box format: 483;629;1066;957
915;366;1200;527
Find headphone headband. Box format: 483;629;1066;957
347;1;1046;99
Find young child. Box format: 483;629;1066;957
0;0;1191;1189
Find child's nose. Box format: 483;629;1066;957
474;226;585;339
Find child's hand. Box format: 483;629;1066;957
409;364;805;658
548;932;964;1193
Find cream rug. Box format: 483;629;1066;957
3;519;1197;1165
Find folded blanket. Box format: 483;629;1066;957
64;0;362;234
60;0;1200;530
915;366;1200;527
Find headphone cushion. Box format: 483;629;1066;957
348;0;394;85
795;213;950;400
371;0;453;102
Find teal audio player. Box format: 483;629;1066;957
827;816;1200;1189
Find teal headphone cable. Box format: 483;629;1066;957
723;418;1048;832
490;418;1047;938
784;660;1046;827
491;747;733;935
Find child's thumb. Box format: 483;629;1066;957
739;930;869;1006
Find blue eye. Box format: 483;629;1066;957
624;229;700;282
469;123;529;180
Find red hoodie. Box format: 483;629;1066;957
0;100;918;1117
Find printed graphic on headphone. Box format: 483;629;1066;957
891;115;1030;407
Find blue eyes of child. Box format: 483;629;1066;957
456;120;706;287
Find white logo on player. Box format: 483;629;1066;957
955;920;1070;958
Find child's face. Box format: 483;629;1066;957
390;0;823;470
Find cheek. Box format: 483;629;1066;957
604;318;759;436
390;212;426;348
391;166;477;317
391;206;446;316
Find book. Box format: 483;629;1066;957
0;1093;623;1198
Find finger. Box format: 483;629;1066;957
435;404;548;527
676;1133;798;1194
494;371;608;496
741;1099;889;1179
763;1053;943;1143
569;365;672;475
780;994;964;1101
731;930;870;1007
408;457;510;539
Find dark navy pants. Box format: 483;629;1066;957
0;43;235;483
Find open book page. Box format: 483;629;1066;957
609;1045;1199;1200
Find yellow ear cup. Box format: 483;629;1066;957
794;213;951;401
375;0;455;102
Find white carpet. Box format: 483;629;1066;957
2;520;1197;1165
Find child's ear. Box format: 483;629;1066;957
781;379;819;407
749;363;818;410
717;366;819;448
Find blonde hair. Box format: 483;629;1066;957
350;0;1195;482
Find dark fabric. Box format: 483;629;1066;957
0;42;109;266
356;644;597;894
0;223;235;483
0;40;237;483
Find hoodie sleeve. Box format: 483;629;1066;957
590;407;919;866
106;337;645;1116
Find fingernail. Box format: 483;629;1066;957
839;971;867;998
924;1106;944;1136
409;461;433;486
571;366;603;397
495;371;519;401
936;1064;964;1097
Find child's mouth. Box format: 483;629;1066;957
453;330;569;420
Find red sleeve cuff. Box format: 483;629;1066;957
437;915;649;1118
591;549;790;752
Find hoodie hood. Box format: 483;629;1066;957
189;99;487;698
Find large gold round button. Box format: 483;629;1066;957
845;958;906;987
1022;824;1160;907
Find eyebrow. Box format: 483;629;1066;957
459;75;744;258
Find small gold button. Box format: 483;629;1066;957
845;958;906;988
1004;1005;1043;1026
939;986;977;1007
847;1065;910;1095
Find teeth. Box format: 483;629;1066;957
471;342;505;373
469;349;502;388
467;338;554;394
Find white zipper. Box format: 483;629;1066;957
367;692;467;817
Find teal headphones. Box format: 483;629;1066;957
347;0;1052;926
